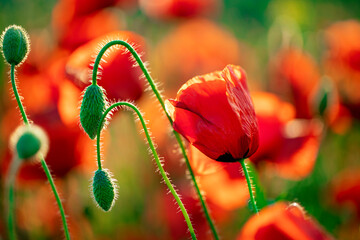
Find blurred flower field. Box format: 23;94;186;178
0;0;360;239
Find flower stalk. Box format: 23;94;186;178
240;159;259;214
92;40;219;239
96;101;197;240
8;63;71;240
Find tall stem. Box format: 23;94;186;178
40;158;71;240
92;40;218;239
96;102;197;240
9;64;71;239
10;64;28;124
240;159;259;214
7;156;21;240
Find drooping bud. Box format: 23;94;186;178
92;169;117;212
80;84;107;139
10;124;49;161
1;25;30;66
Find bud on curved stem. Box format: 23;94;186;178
92;40;218;239
80;84;107;139
1;25;30;66
95;101;197;240
1;25;71;240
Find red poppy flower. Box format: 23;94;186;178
52;9;121;50
270;47;320;119
324;20;360;118
188;92;322;182
237;202;333;240
251;92;323;179
167;65;259;162
139;0;220;19
65;31;146;101
332;169;360;219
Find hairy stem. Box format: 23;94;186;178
10;64;28;124
7;156;21;240
10;64;71;239
240;159;259;214
96;102;197;240
92;40;218;239
41;158;71;240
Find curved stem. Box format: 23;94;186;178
96;102;197;240
240;159;259;214
7;156;21;240
10;64;29;125
93;40;218;239
41;158;71;240
9;64;70;239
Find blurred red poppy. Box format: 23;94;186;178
154;19;241;95
65;31;146;101
53;0;135;20
139;0;220;19
332;169;360;218
237;202;333;240
167;64;259;162
251;92;323;179
53;9;121;50
324;20;360;118
270;47;320;119
1;58;92;181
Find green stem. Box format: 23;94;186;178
41;158;71;240
10;64;28;125
96;102;197;240
240;159;259;214
173;131;219;239
7;156;21;240
9;64;70;239
92;40;218;239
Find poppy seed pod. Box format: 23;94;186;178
80;84;107;139
10;124;49;161
1;25;30;66
167;65;259;162
92;169;117;212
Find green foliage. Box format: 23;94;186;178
1;25;29;65
92;169;116;212
80;84;107;139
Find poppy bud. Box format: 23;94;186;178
10;124;49;161
80;84;107;139
92;169;117;212
1;25;30;66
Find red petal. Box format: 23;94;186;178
223;65;259;158
237;202;333;240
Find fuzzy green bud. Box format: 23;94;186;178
80;84;107;139
92;169;117;212
1;25;30;66
10;124;49;161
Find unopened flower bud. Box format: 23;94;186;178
80;84;107;139
1;25;30;66
92;169;117;212
10;124;49;161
